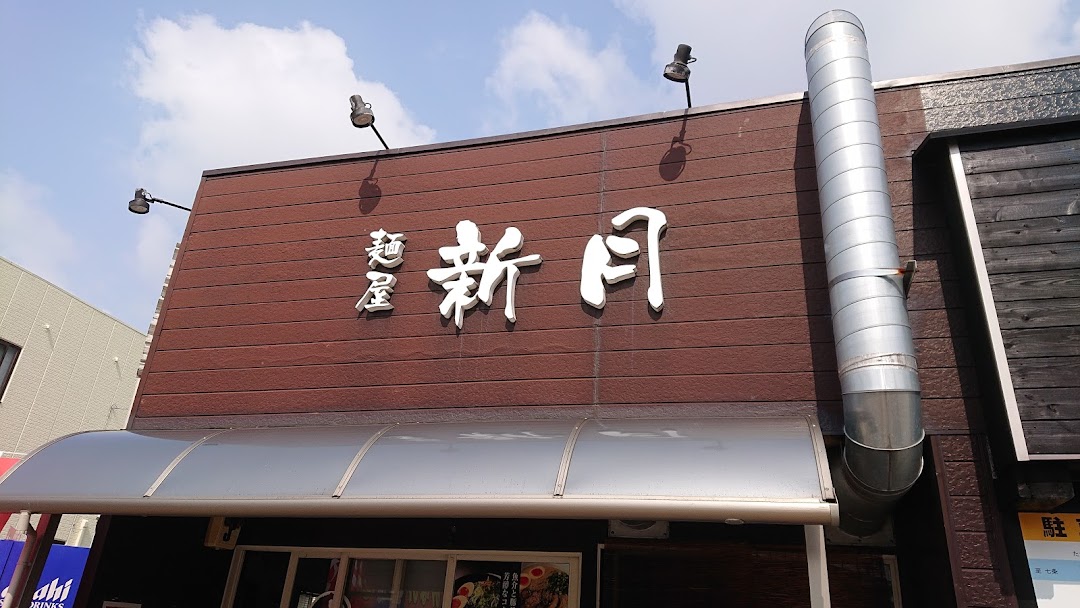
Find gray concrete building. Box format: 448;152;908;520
0;257;145;544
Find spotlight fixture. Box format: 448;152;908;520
663;44;696;108
349;95;389;150
127;188;190;214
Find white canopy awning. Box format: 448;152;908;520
0;417;837;525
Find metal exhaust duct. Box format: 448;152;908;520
804;10;924;535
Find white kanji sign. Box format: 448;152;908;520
356;271;397;312
427;220;542;328
580;207;668;311
366;229;406;269
357;228;407;313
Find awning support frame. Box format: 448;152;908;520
3;512;59;608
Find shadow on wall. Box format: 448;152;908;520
659;113;692;182
793;100;843;432
359;157;382;214
910;146;984;434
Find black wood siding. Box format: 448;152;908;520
960;126;1080;455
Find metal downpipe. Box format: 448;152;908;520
804;10;925;535
3;512;35;608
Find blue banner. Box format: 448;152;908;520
0;540;89;608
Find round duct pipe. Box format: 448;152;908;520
804;10;925;535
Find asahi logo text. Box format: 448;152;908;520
0;577;74;608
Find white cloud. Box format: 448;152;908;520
134;214;178;283
0;170;78;286
485;3;1080;130
616;0;1080;107
127;15;437;286
486;12;664;131
130;15;436;198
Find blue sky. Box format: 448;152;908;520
2;0;1079;330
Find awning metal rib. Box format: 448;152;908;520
333;423;395;498
0;417;838;525
144;429;228;497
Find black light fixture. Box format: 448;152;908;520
128;188;191;214
349;95;389;150
663;44;696;108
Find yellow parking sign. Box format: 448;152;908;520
1020;512;1080;543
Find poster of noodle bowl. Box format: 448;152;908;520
451;561;570;608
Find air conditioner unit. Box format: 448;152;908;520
204;516;242;550
608;520;670;539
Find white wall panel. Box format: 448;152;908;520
0;284;64;450
0;262;46;355
82;322;124;431
16;299;92;452
109;330;144;428
45;301;100;441
55;313;115;439
0;270;46;443
0;261;22;329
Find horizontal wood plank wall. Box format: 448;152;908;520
959;129;1080;455
132;87;977;435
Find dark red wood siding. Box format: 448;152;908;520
127;88;983;431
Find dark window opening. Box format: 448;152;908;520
0;340;19;400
